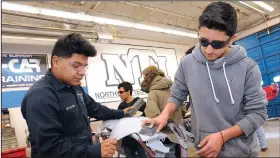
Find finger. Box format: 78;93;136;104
109;144;117;151
156;122;166;132
107;139;117;145
198;136;210;148
213;153;219;158
196;144;210;155
142;119;153;127
108;148;115;155
206;151;217;158
204;148;215;156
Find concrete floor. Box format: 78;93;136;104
24;120;279;157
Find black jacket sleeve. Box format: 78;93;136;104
82;90;124;120
139;102;146;113
21;89;101;158
117;102;125;110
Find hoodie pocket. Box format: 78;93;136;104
234;137;251;155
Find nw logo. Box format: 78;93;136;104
101;48;171;87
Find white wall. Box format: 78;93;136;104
2;36;190;148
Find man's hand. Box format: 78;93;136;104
123;106;133;115
142;114;169;132
101;138;117;157
196;132;224;158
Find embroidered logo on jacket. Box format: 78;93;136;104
66;105;76;111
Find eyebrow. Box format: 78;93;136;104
72;61;88;66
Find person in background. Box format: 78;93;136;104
185;46;195;56
181;46;196;118
143;2;267;157
140;65;183;157
21;33;132;158
117;81;147;158
256;126;268;152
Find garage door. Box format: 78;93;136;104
235;24;280;118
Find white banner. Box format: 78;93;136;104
86;44;178;103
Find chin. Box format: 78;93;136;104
70;82;81;86
206;56;217;61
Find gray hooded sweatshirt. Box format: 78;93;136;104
168;44;267;157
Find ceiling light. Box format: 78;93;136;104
238;1;265;14
2;2;40;14
253;1;274;12
2;2;197;38
133;24;164;32
2;35;57;41
93;17;134;27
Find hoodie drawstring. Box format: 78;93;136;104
206;62;220;103
223;62;235;105
206;62;235;105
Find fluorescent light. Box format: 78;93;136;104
2;2;197;38
2;2;40;14
273;76;280;83
253;1;274;12
40;8;94;21
164;29;198;38
2;35;57;41
238;1;265;14
134;24;164;32
93;17;134;27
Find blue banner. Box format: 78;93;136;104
2;54;48;88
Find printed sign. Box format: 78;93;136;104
2;54;48;88
86;44;178;103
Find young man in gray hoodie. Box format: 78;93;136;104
143;2;267;157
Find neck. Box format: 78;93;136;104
126;96;134;103
219;46;231;59
51;68;67;85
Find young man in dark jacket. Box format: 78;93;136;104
117;81;147;157
21;33;132;158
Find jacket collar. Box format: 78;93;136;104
45;69;68;91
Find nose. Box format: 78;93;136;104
205;45;214;54
78;68;86;76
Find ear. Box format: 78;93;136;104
229;34;237;45
52;56;60;69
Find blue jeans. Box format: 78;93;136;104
256;126;267;148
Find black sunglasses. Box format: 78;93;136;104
198;36;231;49
118;90;127;94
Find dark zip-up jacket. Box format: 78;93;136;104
21;70;124;158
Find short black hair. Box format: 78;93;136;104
185;46;195;55
199;2;237;37
51;33;97;65
118;81;133;95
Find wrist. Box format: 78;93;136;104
219;131;225;143
159;112;169;121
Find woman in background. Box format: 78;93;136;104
140;65;183;157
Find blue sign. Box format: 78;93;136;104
2;54;48;88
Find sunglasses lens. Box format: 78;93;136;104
118;91;125;94
199;38;209;47
211;41;226;49
199;38;228;49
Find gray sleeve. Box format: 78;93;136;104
236;63;268;137
167;60;189;109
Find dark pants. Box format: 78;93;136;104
122;139;148;158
